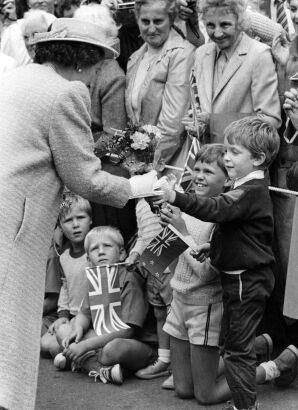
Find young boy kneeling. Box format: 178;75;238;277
159;117;280;410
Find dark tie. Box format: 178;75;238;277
275;0;289;33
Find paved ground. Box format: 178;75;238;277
36;357;298;410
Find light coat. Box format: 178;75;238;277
194;33;281;141
0;63;131;410
126;28;195;164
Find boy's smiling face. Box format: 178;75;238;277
192;160;228;198
224;139;263;180
87;232;126;267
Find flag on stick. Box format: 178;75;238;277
86;264;130;335
140;224;193;280
190;68;201;138
178;136;201;192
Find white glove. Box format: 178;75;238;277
129;170;158;197
153;175;177;191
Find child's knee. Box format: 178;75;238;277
101;338;127;365
194;388;214;405
175;383;194;400
40;333;60;357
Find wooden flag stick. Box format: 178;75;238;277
164;165;184;171
269;186;298;196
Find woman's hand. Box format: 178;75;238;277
160;205;188;234
177;0;196;22
182;110;210;136
272;32;290;67
129;170;158;197
284;88;298;130
190;242;210;262
182;109;196;134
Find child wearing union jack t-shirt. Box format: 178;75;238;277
62;226;151;385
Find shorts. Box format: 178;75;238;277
163;293;223;346
147;270;173;307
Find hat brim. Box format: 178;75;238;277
33;37;119;59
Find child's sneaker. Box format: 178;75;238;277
88;364;123;385
135;359;170;379
273;344;298;386
255;333;273;364
161;374;174;390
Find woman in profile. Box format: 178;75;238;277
0;17;139;410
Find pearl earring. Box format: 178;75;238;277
77;68;82;73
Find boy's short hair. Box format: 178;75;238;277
195;143;228;177
84;226;124;254
224;117;280;169
59;193;92;222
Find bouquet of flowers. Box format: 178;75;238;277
95;124;162;174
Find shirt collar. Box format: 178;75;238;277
215;32;243;62
234;170;265;188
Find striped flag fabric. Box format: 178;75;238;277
86;264;130;335
275;0;289;33
178;136;201;192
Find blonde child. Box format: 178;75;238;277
40;194;92;363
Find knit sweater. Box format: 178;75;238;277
131;198;162;256
171;214;222;305
174;178;275;271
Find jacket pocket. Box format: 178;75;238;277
14;197;32;242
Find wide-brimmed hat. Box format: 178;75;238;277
31;18;119;59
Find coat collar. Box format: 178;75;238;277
202;33;251;104
126;28;186;123
128;27;186;67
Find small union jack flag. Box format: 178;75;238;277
86;264;130;335
140;225;190;280
178;137;201;192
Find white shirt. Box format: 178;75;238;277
234;169;265;188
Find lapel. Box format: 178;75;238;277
201;45;217;109
126;44;148;123
138;29;185;116
212;33;250;103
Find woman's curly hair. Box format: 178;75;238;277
134;0;178;25
199;0;247;31
34;41;104;68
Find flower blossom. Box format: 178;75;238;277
130;132;151;150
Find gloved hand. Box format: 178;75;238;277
129;170;158;197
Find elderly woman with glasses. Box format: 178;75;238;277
187;0;281;144
125;0;195;167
